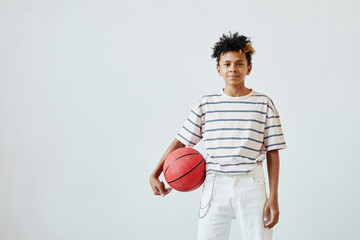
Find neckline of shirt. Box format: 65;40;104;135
220;88;255;100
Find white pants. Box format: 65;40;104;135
197;165;272;240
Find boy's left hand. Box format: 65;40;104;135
263;197;279;229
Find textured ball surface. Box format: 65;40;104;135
163;147;206;192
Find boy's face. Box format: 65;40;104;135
216;51;252;87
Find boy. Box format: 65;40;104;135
149;32;286;240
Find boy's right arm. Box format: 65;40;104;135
149;138;185;197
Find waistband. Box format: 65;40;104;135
206;164;263;179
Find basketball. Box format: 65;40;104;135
163;147;206;192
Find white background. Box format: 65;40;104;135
1;0;359;239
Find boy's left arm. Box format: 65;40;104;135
264;149;280;229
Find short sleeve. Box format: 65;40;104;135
263;98;287;151
175;98;203;147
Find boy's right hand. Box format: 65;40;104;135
149;175;172;197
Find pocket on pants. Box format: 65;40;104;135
249;167;265;185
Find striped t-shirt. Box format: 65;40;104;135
175;88;287;175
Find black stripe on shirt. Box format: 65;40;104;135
206;145;260;152
205;118;265;124
267;116;279;119
209;110;267;114
200;110;267;118
177;133;196;146
203;94;222;97
187;118;201;129
264;124;281;130
264;133;283;139
204;137;263;144
182;126;201;138
191;110;201;118
206;169;251;174
206;161;255;166
203;128;264;134
266;142;286;148
209;154;256;161
199;101;268;108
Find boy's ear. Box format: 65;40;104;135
247;64;252;75
216;65;221;76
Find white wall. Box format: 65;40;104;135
1;0;359;239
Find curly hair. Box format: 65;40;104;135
211;31;255;66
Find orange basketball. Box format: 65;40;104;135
163;147;206;192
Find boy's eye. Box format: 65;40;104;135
224;63;243;66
